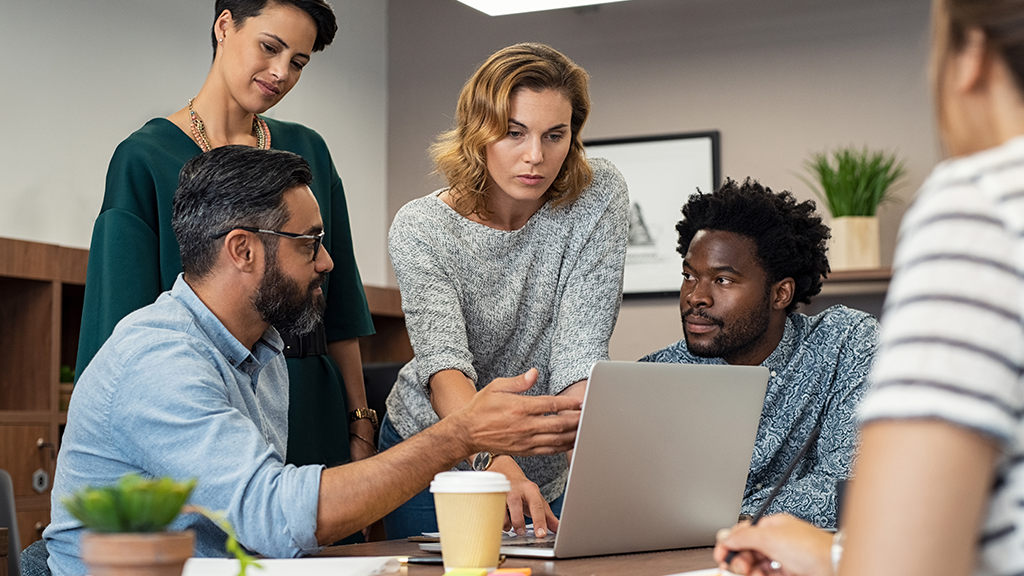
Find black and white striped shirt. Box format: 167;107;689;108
859;136;1024;576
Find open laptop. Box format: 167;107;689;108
419;360;769;559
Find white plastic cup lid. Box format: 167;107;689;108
430;471;511;493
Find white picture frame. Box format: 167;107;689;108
585;132;721;297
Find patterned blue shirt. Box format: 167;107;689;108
45;275;324;576
641;305;878;528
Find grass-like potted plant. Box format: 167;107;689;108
800;147;906;270
63;473;259;576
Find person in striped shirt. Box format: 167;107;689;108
713;1;1024;575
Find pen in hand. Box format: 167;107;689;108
722;424;822;566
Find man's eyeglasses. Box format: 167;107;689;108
211;226;325;262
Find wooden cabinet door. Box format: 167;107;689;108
0;425;52;497
0;424;54;549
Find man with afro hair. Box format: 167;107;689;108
641;177;878;529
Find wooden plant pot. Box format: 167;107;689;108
829;216;880;271
81;531;194;576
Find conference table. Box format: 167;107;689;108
322;538;718;576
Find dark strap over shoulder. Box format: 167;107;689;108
281;321;328;358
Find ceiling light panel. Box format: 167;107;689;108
455;0;633;17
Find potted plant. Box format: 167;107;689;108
800;146;906;270
62;473;259;576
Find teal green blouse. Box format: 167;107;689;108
77;117;375;468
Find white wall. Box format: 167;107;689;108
1;0;939;355
386;0;937;359
0;0;389;285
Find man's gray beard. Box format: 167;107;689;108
251;253;326;337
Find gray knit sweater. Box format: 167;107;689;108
385;157;628;501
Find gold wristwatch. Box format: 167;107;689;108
349;407;379;431
472;451;495;471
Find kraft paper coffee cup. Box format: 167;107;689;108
430;471;511;571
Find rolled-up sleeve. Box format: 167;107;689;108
110;335;323;557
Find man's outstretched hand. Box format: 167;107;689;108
453;368;582;457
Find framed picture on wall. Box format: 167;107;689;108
585;131;721;297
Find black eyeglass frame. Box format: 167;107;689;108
210;226;325;262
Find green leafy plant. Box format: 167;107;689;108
800;147;906;217
63;474;262;576
62;474;195;533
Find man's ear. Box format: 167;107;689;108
771;278;795;311
223;230;261;273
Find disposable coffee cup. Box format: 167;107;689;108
430;471;511;571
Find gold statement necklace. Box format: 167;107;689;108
188;98;270;153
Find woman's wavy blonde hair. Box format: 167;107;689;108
430;43;593;218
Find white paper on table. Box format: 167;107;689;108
183;556;400;576
663;565;737;569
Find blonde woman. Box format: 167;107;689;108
381;43;629;539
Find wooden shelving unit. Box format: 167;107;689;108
799;267;891;319
361;285;412;364
821;267;892;295
0;236;88;551
0;527;7;576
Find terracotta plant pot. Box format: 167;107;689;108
81;531;194;576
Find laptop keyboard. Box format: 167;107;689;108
502;534;556;549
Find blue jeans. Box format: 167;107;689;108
21;539;51;576
378;414;564;539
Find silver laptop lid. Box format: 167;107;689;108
551;360;768;558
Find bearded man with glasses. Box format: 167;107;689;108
43;146;583;576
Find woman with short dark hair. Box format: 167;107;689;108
76;0;376;498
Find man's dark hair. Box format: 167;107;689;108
676;177;831;313
172;145;313;278
211;0;338;58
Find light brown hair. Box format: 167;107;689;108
430;43;593;218
932;0;1024;127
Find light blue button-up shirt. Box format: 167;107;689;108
45;275;324;576
641;305;879;529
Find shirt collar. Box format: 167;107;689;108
760;314;797;372
170;274;284;370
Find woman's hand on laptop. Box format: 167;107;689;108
492;457;558;537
